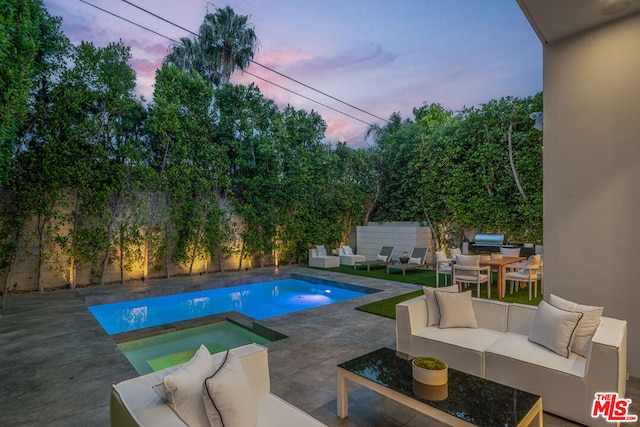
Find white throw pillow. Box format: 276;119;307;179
342;245;353;255
548;293;603;357
408;256;422;265
423;285;459;327
203;351;258;427
435;290;479;329
528;300;583;358
163;345;216;427
377;254;388;262
316;245;327;256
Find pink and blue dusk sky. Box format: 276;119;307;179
43;0;542;146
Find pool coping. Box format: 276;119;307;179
111;310;287;344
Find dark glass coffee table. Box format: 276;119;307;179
337;347;542;426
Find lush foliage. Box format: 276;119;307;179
0;2;543;292
367;97;543;247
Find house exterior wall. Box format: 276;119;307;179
543;12;640;377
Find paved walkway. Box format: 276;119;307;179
0;266;637;426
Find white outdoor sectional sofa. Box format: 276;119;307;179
337;245;365;266
308;245;340;268
396;290;628;427
111;343;327;427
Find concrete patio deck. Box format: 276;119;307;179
0;266;637;426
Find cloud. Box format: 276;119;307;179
255;43;398;79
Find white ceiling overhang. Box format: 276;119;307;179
517;0;640;44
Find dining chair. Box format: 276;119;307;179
449;247;462;258
453;254;490;298
434;250;452;287
500;247;521;257
504;254;541;300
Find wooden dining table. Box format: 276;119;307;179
451;256;527;299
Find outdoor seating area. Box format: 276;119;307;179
385;247;429;276
2;0;639;426
111;343;327;427
0;266;638;427
308;245;340;268
396;289;629;427
353;245;393;271
337;245;365;266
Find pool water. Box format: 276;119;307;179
89;278;367;335
117;320;272;375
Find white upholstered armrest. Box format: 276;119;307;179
395;296;427;355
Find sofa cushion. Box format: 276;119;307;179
342;245;353;255
486;332;587;378
528;300;583;358
163;345;215;427
257;394;328;427
203;351;258;427
415;326;504;353
471;299;509;332
423;285;459;326
435;291;478;329
412;326;504;377
548;293;603;357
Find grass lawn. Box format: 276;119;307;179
306;265;543;319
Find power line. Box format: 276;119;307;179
77;0;176;44
77;0;374;128
241;69;373;127
118;0;389;124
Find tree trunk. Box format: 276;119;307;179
217;248;225;273
188;242;197;275
238;239;245;271
2;227;22;308
69;193;81;289
119;227;125;284
508;122;527;200
36;214;46;292
100;191;122;286
422;208;441;253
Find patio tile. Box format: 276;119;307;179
0;266;637;426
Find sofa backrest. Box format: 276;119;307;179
507;303;538;335
471;298;509;332
233;343;270;398
309;248;318;258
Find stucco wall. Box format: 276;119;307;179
543;13;640;377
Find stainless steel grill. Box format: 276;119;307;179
473;233;505;247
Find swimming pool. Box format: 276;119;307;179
89;278;370;335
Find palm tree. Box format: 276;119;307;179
165;6;258;87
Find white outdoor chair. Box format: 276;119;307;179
500;247;521;257
450;247;462;258
454;254;490;298
504;254;541;301
434;250;452;287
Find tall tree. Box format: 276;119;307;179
147;64;230;276
165;6;258;87
2;2;71;293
